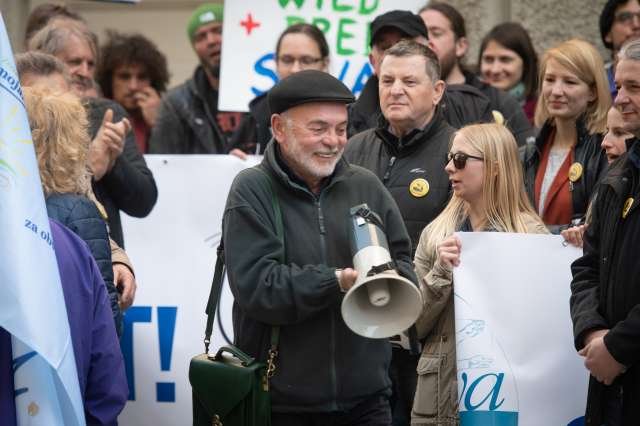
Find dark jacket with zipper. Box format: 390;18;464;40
46;193;122;336
85;97;158;248
347;75;492;138
229;92;271;155
570;140;640;425
223;141;417;412
344;112;454;253
148;65;228;154
521;118;607;233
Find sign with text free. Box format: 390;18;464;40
219;0;425;112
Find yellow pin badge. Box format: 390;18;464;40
622;197;634;219
410;178;429;198
569;162;583;182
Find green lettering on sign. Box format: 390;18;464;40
358;0;379;14
336;18;356;55
332;0;353;12
311;17;331;34
278;0;306;9
286;16;306;26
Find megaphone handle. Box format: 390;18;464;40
408;325;421;355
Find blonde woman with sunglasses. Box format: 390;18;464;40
410;123;547;424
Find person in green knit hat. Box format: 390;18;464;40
149;3;244;154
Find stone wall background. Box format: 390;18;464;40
446;0;610;70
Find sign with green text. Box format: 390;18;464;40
219;0;425;111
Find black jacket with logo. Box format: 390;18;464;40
347;75;492;138
344;113;454;252
570;141;640;425
223;141;417;412
521;118;607;232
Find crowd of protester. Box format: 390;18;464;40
1;0;639;425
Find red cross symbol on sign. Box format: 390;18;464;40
240;13;260;36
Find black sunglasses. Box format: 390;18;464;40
447;152;484;169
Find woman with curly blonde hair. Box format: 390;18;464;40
24;86;121;334
411;123;547;424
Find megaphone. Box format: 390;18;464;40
341;204;423;339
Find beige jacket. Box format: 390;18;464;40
410;215;547;425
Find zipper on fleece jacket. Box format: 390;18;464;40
315;195;338;410
382;156;396;184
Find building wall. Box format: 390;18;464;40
446;0;610;69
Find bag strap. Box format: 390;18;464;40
203;166;283;367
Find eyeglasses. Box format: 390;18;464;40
615;11;640;25
277;55;323;67
447;152;484;169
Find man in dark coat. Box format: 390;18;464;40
224;70;417;425
570;38;640;426
348;10;492;138
148;3;243;154
418;1;535;146
344;40;453;426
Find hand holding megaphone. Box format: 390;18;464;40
341;204;423;339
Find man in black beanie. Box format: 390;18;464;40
222;70;418;425
600;0;640;98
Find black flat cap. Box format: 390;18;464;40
268;70;355;115
370;10;429;47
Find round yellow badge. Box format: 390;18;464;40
409;178;429;198
622;197;634;219
568;162;583;182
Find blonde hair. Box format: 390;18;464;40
422;123;543;255
534;39;610;133
23;87;92;196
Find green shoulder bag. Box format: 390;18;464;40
189;167;283;426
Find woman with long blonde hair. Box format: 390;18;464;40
523;39;609;233
24;86;122;334
411;123;547;424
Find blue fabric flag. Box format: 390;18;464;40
0;14;86;426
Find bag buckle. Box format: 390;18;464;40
262;348;278;391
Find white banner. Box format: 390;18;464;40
119;155;259;426
219;0;425;112
453;232;587;426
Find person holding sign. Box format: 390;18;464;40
571;37;640;426
411;123;547;424
521;39;609;234
230;23;330;156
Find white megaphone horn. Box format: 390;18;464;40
341;204;423;339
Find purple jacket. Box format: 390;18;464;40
0;219;128;425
